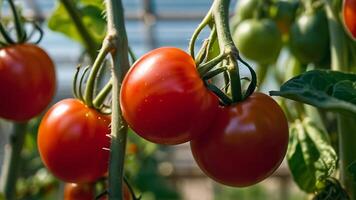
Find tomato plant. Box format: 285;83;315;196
343;0;356;39
289;9;329;64
120;47;219;145
233;19;282;64
190;92;289;187
0;44;56;121
37;99;111;183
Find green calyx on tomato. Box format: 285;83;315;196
38;98;111;183
190;92;289;187
0;44;56;121
289;9;330;64
233;18;282;65
120;47;219;145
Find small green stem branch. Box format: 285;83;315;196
105;0;130;199
337;114;356;200
0;122;27;200
212;0;243;102
60;0;98;61
83;43;112;107
324;0;348;71
93;79;113;109
189;8;212;58
7;0;26;42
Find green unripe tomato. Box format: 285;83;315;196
289;9;329;64
233;19;282;65
234;0;260;21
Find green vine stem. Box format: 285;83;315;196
189;8;212;58
324;0;348;71
337;114;356;200
60;0;98;61
212;0;243;102
83;44;111;107
0;122;27;200
93;79;113;109
105;0;130;199
7;0;26;42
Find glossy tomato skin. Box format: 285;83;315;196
190;93;289;187
343;0;356;39
64;183;95;200
0;44;56;121
120;47;219;145
38;99;110;183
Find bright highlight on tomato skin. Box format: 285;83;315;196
343;0;356;39
190;92;289;187
38;99;111;183
120;47;219;145
0;44;56;121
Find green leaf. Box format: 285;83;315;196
0;193;4;200
348;160;356;183
287;117;337;193
270;69;356;116
47;1;106;47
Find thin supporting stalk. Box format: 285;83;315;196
0;122;27;200
338;114;356;200
324;0;348;71
212;0;243;102
60;0;98;61
105;0;130;199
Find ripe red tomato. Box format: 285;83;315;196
120;47;219;145
64;182;132;200
190;93;289;187
0;44;56;121
38;99;110;183
343;0;356;39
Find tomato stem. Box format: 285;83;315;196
83;43;112;107
212;0;243;102
7;0;26;42
0;22;15;45
93;79;113;110
198;53;227;76
324;0;348;71
189;7;213;58
60;0;99;61
0;122;27;200
105;0;130;199
337;114;356;200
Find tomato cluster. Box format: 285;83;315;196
120;47;289;186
